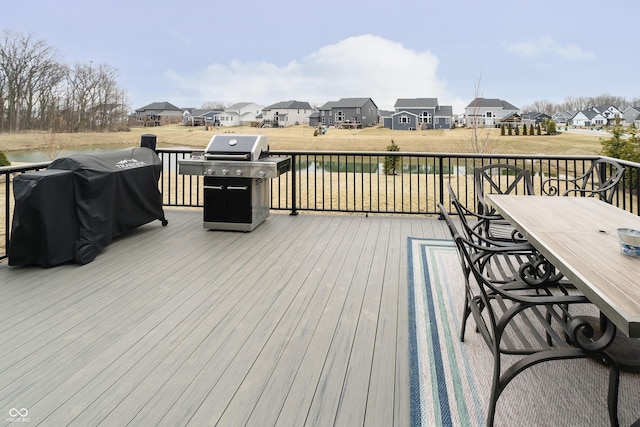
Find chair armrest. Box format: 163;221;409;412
541;175;581;196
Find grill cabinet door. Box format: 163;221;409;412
203;177;252;224
226;178;252;223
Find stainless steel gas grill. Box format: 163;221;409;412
178;134;290;231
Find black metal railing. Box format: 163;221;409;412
3;149;640;260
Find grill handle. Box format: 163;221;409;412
204;154;251;160
203;185;224;190
227;186;249;191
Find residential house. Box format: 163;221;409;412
570;109;606;127
129;101;183;127
308;110;322;127
183;109;223;127
521;112;552;127
378;110;394;128
552;110;577;127
591;105;623;125
622;106;640;127
464;98;519;127
309;101;338;127
216;102;264;127
261;100;313;127
312;98;378;128
434;105;454;129
386;98;453;130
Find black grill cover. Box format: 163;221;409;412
48;147;167;264
8;169;79;267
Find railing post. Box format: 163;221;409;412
438;156;445;219
3;173;9;259
290;153;298;216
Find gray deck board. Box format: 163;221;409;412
0;209;450;426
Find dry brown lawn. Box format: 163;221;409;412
0;124;605;156
0;124;609;255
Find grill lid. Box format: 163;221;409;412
204;134;269;161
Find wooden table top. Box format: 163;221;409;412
486;195;640;338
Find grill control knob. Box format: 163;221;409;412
258;170;266;178
236;169;243;176
207;168;214;175
222;169;229;176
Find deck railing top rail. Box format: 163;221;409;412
2;149;640;260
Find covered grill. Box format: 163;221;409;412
9;147;167;266
178;134;290;231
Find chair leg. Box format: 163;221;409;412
487;348;502;427
460;293;471;341
605;354;621;427
487;349;620;427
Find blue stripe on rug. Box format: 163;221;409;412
408;237;484;427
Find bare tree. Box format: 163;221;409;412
201;101;227;110
64;62;129;132
521;99;557;115
464;73;495;153
0;30;128;133
0;30;60;132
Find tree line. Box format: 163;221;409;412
521;95;640;116
0;30;129;133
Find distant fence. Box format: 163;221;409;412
2;150;640;260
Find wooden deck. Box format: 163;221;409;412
0;209;450;426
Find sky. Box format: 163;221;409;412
2;0;639;115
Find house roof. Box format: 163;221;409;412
225;102;253;111
466;97;519;111
263;100;312;110
578;110;602;120
136;101;181;112
334;98;377;108
435;106;453;116
394;98;438;109
391;111;419;118
553;111;576;119
188;109;222;117
317;101;340;111
592;105;620;114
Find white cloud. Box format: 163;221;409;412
505;36;594;60
164;35;464;111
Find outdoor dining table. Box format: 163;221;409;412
485;195;640;341
486;194;640;427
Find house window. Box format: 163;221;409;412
398;115;409;124
356;108;361;114
486;112;493;118
419;112;432;124
335;111;344;122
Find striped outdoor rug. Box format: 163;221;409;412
407;237;640;427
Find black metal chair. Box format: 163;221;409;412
474;163;535;214
473;164;535;241
448;181;526;244
439;204;621;427
444;192;570;339
541;158;625;204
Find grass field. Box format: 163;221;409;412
0;124;607;157
0;123;616;255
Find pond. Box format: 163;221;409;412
5;145;130;164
